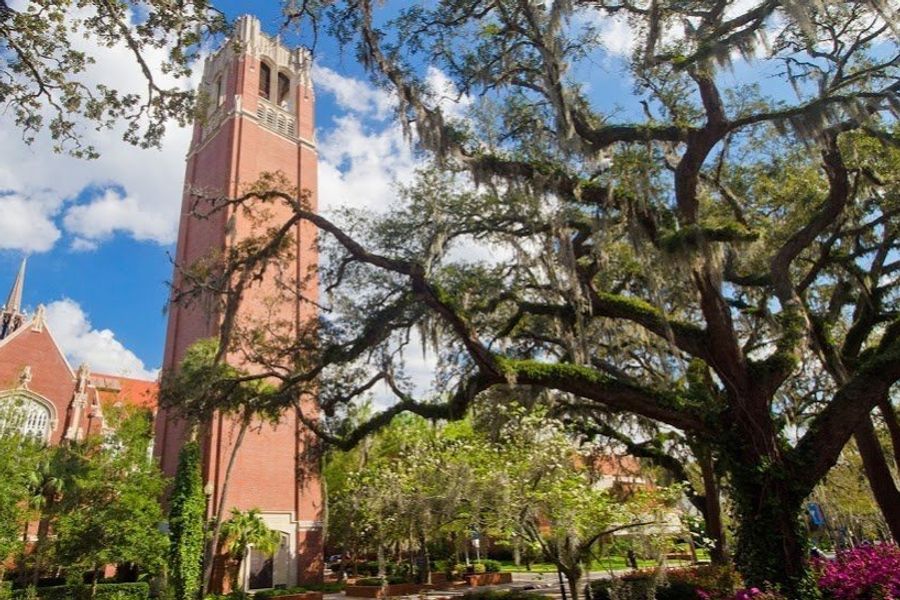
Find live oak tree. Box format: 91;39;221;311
0;0;222;157
170;1;900;596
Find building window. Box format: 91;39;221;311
277;72;290;107
259;62;271;100
215;75;225;106
0;393;52;441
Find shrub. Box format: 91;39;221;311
358;562;380;577
352;576;408;587
254;586;307;599
586;566;739;600
815;542;900;600
472;563;486;574
299;582;345;594
12;583;150;600
481;560;502;573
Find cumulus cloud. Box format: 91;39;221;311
0;192;62;252
318;115;420;215
313;64;396;119
0;2;195;253
45;299;158;380
425;66;472;121
63;188;175;244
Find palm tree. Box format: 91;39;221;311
219;508;281;592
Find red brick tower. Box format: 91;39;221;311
154;15;322;589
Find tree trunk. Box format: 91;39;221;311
202;415;250;595
376;543;386;578
878;398;900;467
31;506;54;586
732;475;809;595
513;541;521;566
90;564;99;600
562;564;581;600
854;414;900;541
698;447;728;565
418;531;431;584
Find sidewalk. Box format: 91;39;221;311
329;570;634;600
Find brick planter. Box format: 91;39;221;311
344;583;435;598
463;573;513;587
264;593;324;600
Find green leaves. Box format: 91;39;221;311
168;441;205;600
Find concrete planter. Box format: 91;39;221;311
344;583;435;598
463;572;512;587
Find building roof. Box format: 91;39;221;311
91;373;158;411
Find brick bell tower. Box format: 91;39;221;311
154;15;322;588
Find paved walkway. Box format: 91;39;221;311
331;570;633;600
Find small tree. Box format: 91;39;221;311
0;421;44;581
219;509;281;593
54;409;167;597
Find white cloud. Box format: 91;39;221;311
425;66;472;121
595;12;638;56
63;188;174;244
44;299;158;380
0;3;196;252
313;64;396;119
0;192;62;252
318;114;420;215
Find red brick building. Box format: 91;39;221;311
153;15;323;591
0;259;158;444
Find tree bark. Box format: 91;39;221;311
878;398;900;467
697;447;727;565
202;414;251;596
854;414;900;541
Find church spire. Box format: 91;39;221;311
1;258;27;340
5;258;26;313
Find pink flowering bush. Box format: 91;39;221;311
815;543;900;599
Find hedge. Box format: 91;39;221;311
11;582;150;600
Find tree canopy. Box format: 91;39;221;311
171;1;900;594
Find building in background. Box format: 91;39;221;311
153;15;323;591
0;259;157;444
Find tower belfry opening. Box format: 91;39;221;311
154;14;322;589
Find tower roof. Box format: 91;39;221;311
4;258;25;312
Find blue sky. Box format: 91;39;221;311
0;1;842;380
0;1;427;378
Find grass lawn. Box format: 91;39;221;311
497;554;699;574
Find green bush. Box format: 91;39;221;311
587;576;707;600
353;576;409;587
202;593;248;600
254;587;306;600
298;582;344;594
480;560;502;573
472;563;486;574
12;582;150;600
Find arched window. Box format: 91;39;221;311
0;392;53;441
277;72;290;107
215;75;225;106
259;62;271;100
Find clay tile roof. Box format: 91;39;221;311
91;373;158;411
